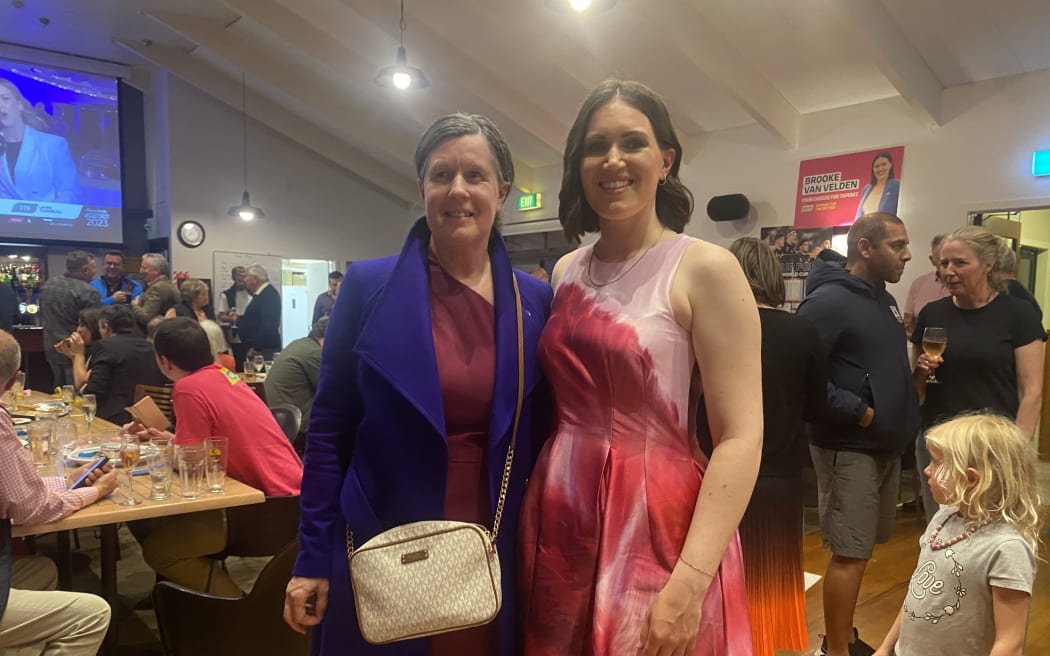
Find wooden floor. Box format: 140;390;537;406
787;506;1050;655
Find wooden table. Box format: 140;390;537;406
12;392;266;655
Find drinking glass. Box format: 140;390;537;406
60;385;75;406
921;327;947;384
147;436;173;501
116;435;142;506
252;355;265;376
9;371;25;409
264;360;274;374
80;394;97;437
97;429;121;457
205;436;229;494
177;444;206;499
53;418;78;456
27;419;52;468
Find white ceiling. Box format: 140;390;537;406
1;0;1049;203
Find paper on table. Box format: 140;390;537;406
126;396;170;431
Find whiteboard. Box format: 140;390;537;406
212;251;283;304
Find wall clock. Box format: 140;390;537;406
177;221;206;248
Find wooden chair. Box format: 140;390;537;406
133;384;175;426
153;540;308;656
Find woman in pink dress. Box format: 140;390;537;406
519;80;762;655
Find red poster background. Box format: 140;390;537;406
793;146;904;229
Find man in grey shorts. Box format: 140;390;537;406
797;213;920;656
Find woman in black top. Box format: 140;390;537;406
913;226;1045;436
699;237;826;655
171;278;215;323
912;226;1045;521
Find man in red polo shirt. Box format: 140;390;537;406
131;318;302;596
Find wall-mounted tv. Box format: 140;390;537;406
0;59;123;245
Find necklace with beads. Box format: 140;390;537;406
586;228;667;289
928;511;995;551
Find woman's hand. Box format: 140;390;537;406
639;564;710;656
67;333;85;357
284;577;329;634
915;352;942;376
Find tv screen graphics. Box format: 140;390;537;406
0;59;123;245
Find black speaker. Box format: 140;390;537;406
706;194;751;222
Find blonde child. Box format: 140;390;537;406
874;414;1041;656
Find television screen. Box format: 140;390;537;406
0;59;123;245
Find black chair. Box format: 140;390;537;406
154;540;308;656
205;495;301;593
269;403;302;443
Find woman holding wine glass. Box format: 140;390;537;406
911;226;1045;515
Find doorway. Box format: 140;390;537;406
280;259;334;346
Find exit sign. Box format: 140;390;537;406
517;193;543;211
1034;150;1050;176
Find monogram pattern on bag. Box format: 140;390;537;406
349;521;502;645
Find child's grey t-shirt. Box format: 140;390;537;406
897;506;1036;656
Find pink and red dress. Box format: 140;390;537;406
518;234;753;655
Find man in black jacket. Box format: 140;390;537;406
237;264;282;360
83;304;168;424
797;213;920;656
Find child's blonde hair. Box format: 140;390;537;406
925;413;1042;549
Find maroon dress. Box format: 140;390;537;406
428;256;500;656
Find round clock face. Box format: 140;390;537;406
177;221;206;248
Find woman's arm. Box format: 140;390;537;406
1013;339;1043;437
989;586;1030;656
641;242;762;654
285;268;365;633
678;243;762;575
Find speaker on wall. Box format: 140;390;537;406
706;194;751;222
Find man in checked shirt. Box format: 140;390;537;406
0;330;118;654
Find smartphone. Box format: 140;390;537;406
68;456;109;490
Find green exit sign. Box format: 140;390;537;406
517;193;543;211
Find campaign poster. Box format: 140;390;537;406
793;146;904;229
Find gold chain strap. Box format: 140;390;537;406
347;274;525;554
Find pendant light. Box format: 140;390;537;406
375;0;429;90
227;73;264;221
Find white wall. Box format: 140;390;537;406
166;78;413;278
676;68;1050;302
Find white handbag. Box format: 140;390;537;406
347;277;524;645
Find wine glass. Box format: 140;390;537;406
117;434;142;506
921;327;947;384
81;394;97;437
252;355;265;376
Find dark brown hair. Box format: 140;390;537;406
559;80;693;243
729;237;786;307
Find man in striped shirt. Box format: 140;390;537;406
0;330;117;654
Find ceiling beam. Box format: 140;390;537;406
655;3;800;148
823;0;943;126
114;39;418;203
146;11;420;172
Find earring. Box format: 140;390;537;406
658;177;668;186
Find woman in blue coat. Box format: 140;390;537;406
283;113;553;656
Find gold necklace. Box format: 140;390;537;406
585;229;667;289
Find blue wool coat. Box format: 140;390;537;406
293;219;553;655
